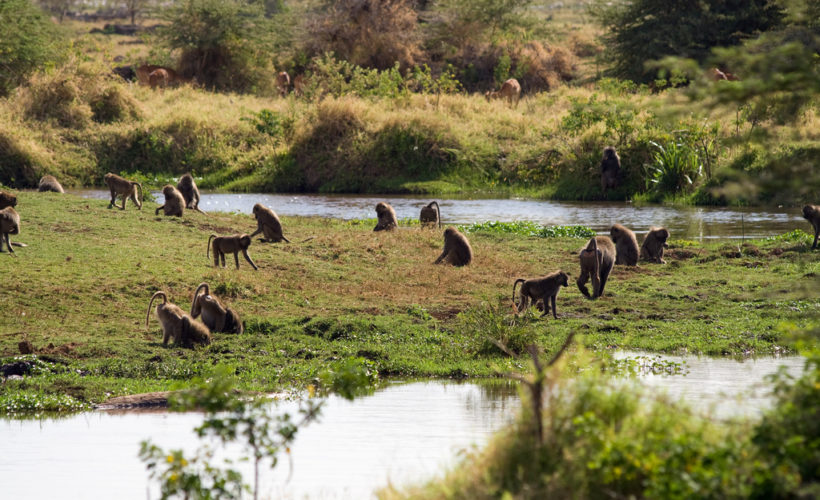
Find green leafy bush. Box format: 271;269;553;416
0;0;66;97
645;140;703;195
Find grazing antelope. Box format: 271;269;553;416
485;78;521;108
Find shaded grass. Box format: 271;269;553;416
0;192;818;410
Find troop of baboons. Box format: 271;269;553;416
2;158;817;348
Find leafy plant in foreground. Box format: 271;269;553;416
140;359;377;500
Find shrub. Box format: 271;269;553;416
158;0;276;93
302;0;422;70
0;0;66;97
594;0;786;82
645;140;703;195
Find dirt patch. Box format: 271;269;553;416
668;248;698;260
429;308;461;321
41;342;82;356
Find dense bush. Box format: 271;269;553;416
158;0;276;93
594;0;786;82
0;0;66;97
302;0;422;70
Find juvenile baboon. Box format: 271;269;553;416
155;185;185;217
640;227;670;263
419;201;441;229
38;175;64;193
485;78;521;107
600;147;620;197
577;236;616;299
512;271;570;319
146;291;211;347
0;207;21;254
0;191;16;209
190;283;244;334
374;202;398;232
803;204;820;249
207;234;259;270
434;227;473;266
177;174;206;214
250;203;290;243
104;173;143;210
610;223;639;266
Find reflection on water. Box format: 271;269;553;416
619;352;806;419
0;381;519;500
0;354;808;499
69;189;805;241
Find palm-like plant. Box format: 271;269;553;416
645;140;703;194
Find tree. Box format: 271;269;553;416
38;0;77;22
158;0;275;92
122;0;152;26
0;0;65;97
593;0;786;83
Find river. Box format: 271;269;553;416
68;190;806;241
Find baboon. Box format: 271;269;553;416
276;71;290;97
512;271;570;319
803;205;820;249
610;223;639;266
434;227;473;266
0;207;21;254
485;78;521;107
177;174;206;214
250;203;290;243
0;191;16;209
600;147;620;197
640;227;670;263
155;185;185;217
207;234;258;270
38;175;64;193
577;236;616;299
104;173;143;210
146;291;211;347
190;283;244;334
419;201;441;229
374;202;398;231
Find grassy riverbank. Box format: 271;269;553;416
0;192;818;413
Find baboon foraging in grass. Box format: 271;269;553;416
38;175;64;193
177;174;205;214
804;205;820;249
512;271;570;319
190;283;244;334
577;236;616;299
600;147;620;198
434;227;473;266
0;191;16;209
0;207;22;254
155;185;185;217
207;234;258;270
104;173;143;210
146;291;211;347
419;201;441;228
374;202;398;231
250;203;290;243
610;223;639;266
640;227;670;263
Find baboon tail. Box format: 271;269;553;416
133;182;143;202
10;242;27;247
191;283;209;315
300;236;316;243
512;279;525;307
432;201;441;229
207;234;216;259
282;235;291;243
146;291;166;328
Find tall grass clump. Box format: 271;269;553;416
15;62;141;129
645;140;703;197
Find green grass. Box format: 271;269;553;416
0;192;818;413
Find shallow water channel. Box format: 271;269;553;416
70;190;805;241
0;354;805;500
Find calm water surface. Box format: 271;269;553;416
70;190;805;241
0;355;805;500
